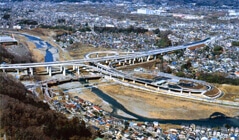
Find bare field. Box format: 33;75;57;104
66;43;111;59
68;89;113;113
133;72;157;79
217;84;239;102
117;60;157;71
97;84;239;120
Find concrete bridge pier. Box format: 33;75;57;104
133;58;136;64
147;55;150;61
62;67;66;76
77;67;80;75
181;89;183;94
48;66;52;77
60;66;63;72
73;65;76;71
2;69;5;73
129;59;132;65
144;56;148;61
16;69;19;75
133;80;135;83
96;53;99;58
168;89;171;93
189;91;191;96
122;77;124;81
29;67;33;76
118;61;121;65
141;57;144;62
145;83;147;87
154;55;157;60
137;58;141;62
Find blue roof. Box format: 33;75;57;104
211;137;218;140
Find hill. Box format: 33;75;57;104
0;44;94;139
0;73;93;140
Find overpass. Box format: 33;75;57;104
0;37;211;75
0;36;225;100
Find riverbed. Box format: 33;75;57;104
22;34;59;62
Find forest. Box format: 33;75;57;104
0;44;94;139
0;73;94;140
0;45;33;63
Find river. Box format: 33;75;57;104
22;34;54;62
87;85;239;127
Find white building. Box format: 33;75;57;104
137;8;154;15
228;10;239;16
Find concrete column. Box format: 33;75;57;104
60;66;63;72
77;67;80;75
29;67;33;75
124;59;127;63
168;89;171;93
181;89;183;94
46;66;49;73
137;58;140;62
96;53;99;58
141;57;144;62
133;80;135;83
158;87;160;90
189;91;191;96
145;83;147;87
154;55;157;60
132;60;135;64
63;67;66;76
129;59;131;64
147;55;150;61
109;74;112;79
73;65;76;71
2;69;5;73
49;66;52;77
16;69;19;75
118;61;121;65
122;62;125;66
122;77;124;81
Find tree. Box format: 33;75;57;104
57;18;66;24
232;41;239;46
213;45;223;55
2;14;10;20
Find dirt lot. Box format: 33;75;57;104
217;84;239;102
96;84;239;120
66;42;111;59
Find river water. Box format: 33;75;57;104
22;34;54;62
88;85;239;127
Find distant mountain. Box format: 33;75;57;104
7;0;239;7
